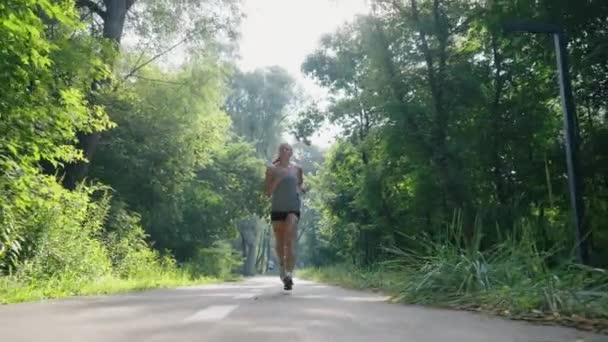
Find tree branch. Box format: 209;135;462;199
76;0;106;18
390;0;407;16
297;225;308;243
123;37;189;81
132;75;186;86
276;114;290;127
131;44;149;73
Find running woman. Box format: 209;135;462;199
264;143;305;290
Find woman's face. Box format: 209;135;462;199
279;144;292;160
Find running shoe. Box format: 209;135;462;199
283;274;293;291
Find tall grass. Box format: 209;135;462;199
299;263;405;294
301;213;608;330
382;215;608;319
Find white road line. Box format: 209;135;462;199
233;293;257;299
184;305;238;323
177;284;273;291
195;293;235;297
292;294;328;299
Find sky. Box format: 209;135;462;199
237;0;370;148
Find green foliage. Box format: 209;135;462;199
300;263;406;294
0;0;114;167
224;66;298;159
123;0;242;58
14;183;112;283
0;0;253;303
295;0;608;327
0;270;221;305
186;241;243;279
90;62;269;260
299;0;608;268
384;218;608;318
0;182;233;304
0;0;113;272
103;201;164;278
181;142;266;255
301;216;608;325
90;57;265;259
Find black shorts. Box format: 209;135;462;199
270;211;300;222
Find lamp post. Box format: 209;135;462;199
503;23;589;265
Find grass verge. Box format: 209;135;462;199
299;264;404;294
299;264;608;334
0;271;241;305
300;218;608;334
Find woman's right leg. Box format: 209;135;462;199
272;220;286;278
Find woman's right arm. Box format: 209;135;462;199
264;167;274;197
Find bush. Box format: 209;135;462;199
186;241;243;278
103;201;165;279
1;170;112;281
0;173;226;304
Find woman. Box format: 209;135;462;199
264;143;305;290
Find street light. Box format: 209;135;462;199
503;23;590;265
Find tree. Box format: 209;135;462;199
301;19;382;144
224;66;298;160
89;58;236;258
63;0;243;189
298;0;608;266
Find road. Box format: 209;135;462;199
0;276;606;342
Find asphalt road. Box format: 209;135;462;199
0;276;606;342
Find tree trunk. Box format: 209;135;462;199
238;217;259;277
256;228;270;273
244;241;256;276
64;0;134;189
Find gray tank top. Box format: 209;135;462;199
271;168;301;212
